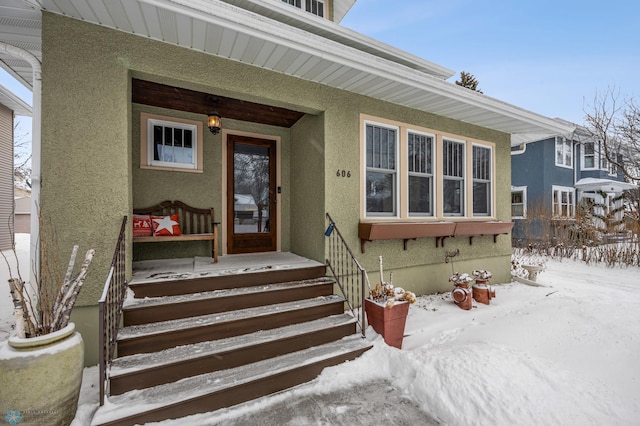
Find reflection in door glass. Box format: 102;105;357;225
234;143;270;234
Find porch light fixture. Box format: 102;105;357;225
207;97;222;135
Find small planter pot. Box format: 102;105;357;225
473;284;496;305
364;298;410;349
0;323;84;426
452;287;472;310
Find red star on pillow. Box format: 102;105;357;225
152;214;182;236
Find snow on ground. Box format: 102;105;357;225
2;236;639;425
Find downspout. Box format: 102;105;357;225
0;42;42;288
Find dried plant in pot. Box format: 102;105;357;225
472;269;492;285
365;256;416;349
449;272;473;289
1;222;95;426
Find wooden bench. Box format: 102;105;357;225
133;200;219;262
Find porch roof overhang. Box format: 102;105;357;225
575;178;637;194
0;0;574;139
0;83;31;116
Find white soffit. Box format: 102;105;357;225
0;0;42;88
0;0;574;137
218;0;454;79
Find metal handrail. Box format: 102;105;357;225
98;216;128;406
325;213;367;337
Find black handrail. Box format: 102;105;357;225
98;216;128;406
325;213;367;337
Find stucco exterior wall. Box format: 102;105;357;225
290;113;326;261
42;14;514;363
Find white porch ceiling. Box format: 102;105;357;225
0;0;574;138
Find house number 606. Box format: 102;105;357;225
336;170;351;178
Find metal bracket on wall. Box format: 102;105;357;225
445;249;460;263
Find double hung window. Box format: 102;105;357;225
582;141;595;169
365;124;398;216
408;132;434;216
552;186;575;218
555;136;572;168
362;116;494;220
443;139;465;216
472;145;492;216
511;187;527;218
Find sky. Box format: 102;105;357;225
1;0;638;127
341;0;639;125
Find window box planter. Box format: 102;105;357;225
358;221;456;252
453;221;514;245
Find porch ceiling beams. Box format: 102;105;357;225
132;79;305;128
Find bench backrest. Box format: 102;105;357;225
133;200;215;235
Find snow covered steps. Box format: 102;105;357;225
93;335;370;426
110;313;359;395
94;260;371;425
123;277;337;325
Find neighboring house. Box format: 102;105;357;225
13;194;30;233
0;0;573;370
0;84;31;250
511;120;636;242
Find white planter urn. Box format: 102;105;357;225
0;323;84;426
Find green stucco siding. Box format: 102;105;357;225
42;13;513;364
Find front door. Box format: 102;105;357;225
227;135;277;254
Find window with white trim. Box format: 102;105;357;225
602;151;619;176
443;139;465;216
140;113;203;172
555;136;572;168
365;123;398;216
511;186;527;218
472;145;492;216
582;141;596;169
281;0;325;17
408;132;434;216
552;185;575;218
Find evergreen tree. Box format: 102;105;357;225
455;71;483;94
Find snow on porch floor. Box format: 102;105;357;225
130;252;324;284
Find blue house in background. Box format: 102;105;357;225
511;119;636;243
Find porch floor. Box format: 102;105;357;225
130;252;324;285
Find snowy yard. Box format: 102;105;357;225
2;234;639;425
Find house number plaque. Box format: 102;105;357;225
336;170;351;178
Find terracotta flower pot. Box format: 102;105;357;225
452;287;472;310
0;323;84;426
473;284;496;305
364;298;410;349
